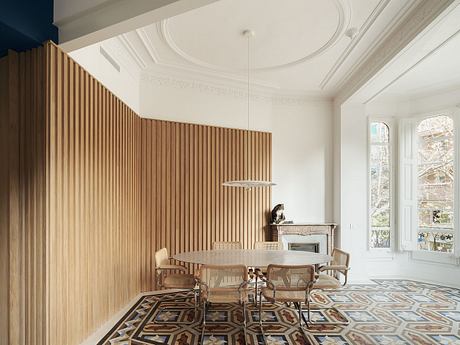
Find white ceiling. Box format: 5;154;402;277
95;0;420;98
375;30;460;101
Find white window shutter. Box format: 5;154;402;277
398;118;417;251
453;109;460;258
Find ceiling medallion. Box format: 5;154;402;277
223;29;275;190
159;0;350;72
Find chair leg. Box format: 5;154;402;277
297;301;311;344
258;291;267;344
242;301;248;344
254;273;259;305
154;289;198;325
200;300;207;345
302;291;350;326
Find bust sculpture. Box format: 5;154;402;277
271;204;286;224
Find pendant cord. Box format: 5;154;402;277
247;34;250;132
246;34;250;182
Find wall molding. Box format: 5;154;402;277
335;0;456;104
140;73;332;105
319;0;393;89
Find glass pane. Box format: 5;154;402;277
370;145;390;210
417;230;454;252
369;123;391;249
371;228;391;248
370;122;389;143
417;116;454;253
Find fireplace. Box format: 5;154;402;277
270;223;337;256
288;242;320;253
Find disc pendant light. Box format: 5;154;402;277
222;29;276;190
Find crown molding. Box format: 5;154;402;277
335;0;456;104
140;73;331;105
332;0;420;94
118;34;147;69
319;0;392;90
364;24;460;104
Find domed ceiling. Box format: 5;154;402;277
99;0;419;98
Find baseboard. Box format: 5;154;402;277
367;274;460;289
79;289;183;345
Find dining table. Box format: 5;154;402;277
173;249;332;267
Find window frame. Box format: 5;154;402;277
367;117;396;253
399;108;460;264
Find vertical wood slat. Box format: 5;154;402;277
0;41;272;345
44;42;142;345
140;119;272;288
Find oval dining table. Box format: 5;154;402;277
173;249;332;267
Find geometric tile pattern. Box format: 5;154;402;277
97;279;460;345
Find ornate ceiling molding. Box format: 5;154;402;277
158;0;351;72
140;73;331;105
319;0;392;90
335;0;456;104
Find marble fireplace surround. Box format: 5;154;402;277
270;223;337;256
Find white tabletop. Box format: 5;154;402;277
173;249;332;267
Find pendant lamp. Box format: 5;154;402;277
222;29;276;190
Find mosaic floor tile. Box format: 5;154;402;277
98;280;460;345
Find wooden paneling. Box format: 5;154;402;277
46;43;142;345
0;47;48;345
20;47;48;345
0;53;13;345
140;120;272;289
1;41;272;345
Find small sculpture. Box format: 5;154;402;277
271;204;286;224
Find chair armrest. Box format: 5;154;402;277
264;280;277;300
157;264;187;273
318;265;349;272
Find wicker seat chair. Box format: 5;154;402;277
196;264;249;345
307;248;351;326
259;264;316;344
154;248;197;324
212;241;243;250
253;241;282;302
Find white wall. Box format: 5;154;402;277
140;76;333;222
272;102;332;223
69;43;141;113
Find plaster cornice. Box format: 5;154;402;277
319;0;392;90
335;0;456;104
140;73;332;105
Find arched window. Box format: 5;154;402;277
416;115;454;253
369;122;391;249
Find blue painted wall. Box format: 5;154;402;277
0;0;58;57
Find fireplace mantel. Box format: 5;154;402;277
270;223;337;255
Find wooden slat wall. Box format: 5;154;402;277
140;120;272;289
0;53;15;345
20;47;48;345
0;48;48;345
1;42;272;345
46;43;142;345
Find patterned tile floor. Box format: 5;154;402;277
98;280;460;345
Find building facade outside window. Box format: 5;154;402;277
416;115;454;253
369;122;391;249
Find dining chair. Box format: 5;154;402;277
253;241;282;303
196;264;249;345
258;264;316;344
318;248;351;286
254;241;282;250
154;248;198;324
307;248;351;325
212;241;242;250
